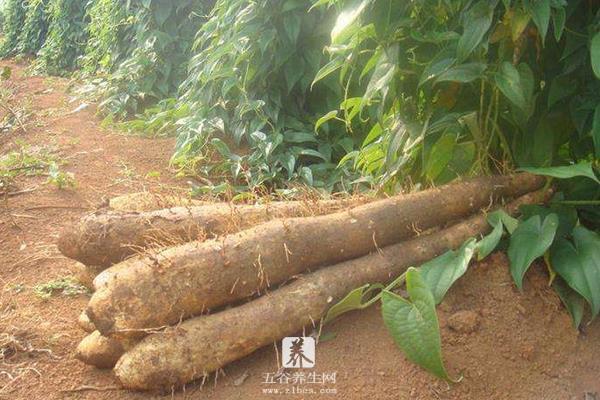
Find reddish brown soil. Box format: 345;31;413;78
1;61;599;400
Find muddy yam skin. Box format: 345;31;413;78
86;174;544;338
58;199;365;268
114;189;548;391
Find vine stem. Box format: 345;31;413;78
362;271;408;308
551;200;600;206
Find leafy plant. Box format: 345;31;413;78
314;0;598;192
325;164;599;381
381;268;452;381
0;0;26;57
80;0;133;76
33;0;89;75
85;0;212;118
17;0;50;56
46;161;76;189
169;0;359;194
33;277;89;299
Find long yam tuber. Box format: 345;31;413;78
88;174;544;337
59;198;366;267
114;189;548;390
108;192;208;212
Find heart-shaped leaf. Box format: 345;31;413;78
591;32;600;79
496;62;528;111
519;161;599;184
552;277;586;329
550;226;600;320
508;214;559;290
529;0;551;43
477;211;506;261
420;239;477;304
457;1;494;62
381;268;452;381
434;63;487;84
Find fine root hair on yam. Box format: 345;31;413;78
59;197;368;268
108;192;207;213
114;188;548;391
87;174;544;338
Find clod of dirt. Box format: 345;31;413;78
447;310;480;334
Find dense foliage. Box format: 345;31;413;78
80;0;132;75
0;0;26;57
33;0;89;75
82;0;212;119
17;0;49;55
172;0;358;193
314;0;597;188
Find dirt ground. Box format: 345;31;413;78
1;60;599;400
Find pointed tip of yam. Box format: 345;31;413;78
76;331;124;369
78;311;95;333
57;227;79;260
115;349;188;391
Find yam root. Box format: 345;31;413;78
76;331;134;369
59;198;365;268
78;311;95;333
114;189;548;391
71;262;105;290
88;174;543;338
108;192;207;213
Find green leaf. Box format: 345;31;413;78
323;283;384;324
154;2;172;26
312;57;344;87
519;161;599;184
283;13;302;44
551;226;600;319
593;104;600;158
508;214;559;290
495;62;527;111
419;56;455;86
552;6;566;42
360;49;383;82
497;210;519;234
552;277;585;329
591;32;600;80
520;202;578;239
284;131;318;144
362;45;398;106
511;8;531;42
331;0;369;44
435;63;486;84
420;239;477;304
425;133;456;181
457;1;494;62
300;166;313;185
381;268;451;381
1;66;11;80
529;0;551;43
210;138;232;159
284;58;305;93
547;75;577;108
477;211;506;261
315;111;338;132
298;149;327;160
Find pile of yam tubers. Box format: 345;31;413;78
58;173;548;391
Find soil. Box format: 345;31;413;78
1;60;599;400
